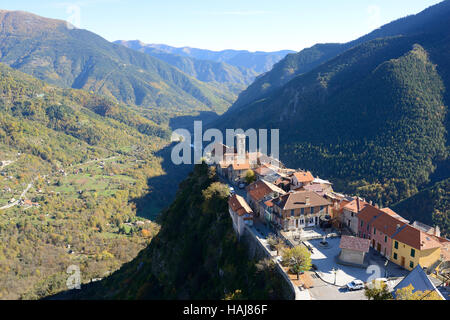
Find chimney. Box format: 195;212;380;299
356;197;361;213
305;195;310;205
435;225;440;237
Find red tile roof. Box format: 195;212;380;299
372;211;407;237
343;198;369;213
228;194;253;216
246;180;285;202
381;208;410;223
340;236;370;253
357;205;382;224
393;224;442;250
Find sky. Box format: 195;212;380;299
0;0;443;52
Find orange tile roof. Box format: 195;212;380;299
246;180;285;202
393;224;442;251
231;161;251;171
292;171;314;183
228;194;253;216
254;164;273;176
343;198;369;213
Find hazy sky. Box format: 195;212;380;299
0;0;443;52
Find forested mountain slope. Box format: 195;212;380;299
231;0;450;110
392;178;449;238
0;10;235;115
57;164;286;300
0;63;168;299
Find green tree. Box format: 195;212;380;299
267;234;285;256
364;280;393;300
244;170;256;185
282;246;312;280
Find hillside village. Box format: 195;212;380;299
206;136;450;300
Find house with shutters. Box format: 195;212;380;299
341;197;369;235
290;171;314;189
369;207;409;258
228;193;253;237
266;190;331;231
391;224;444;271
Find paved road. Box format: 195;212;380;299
308;272;367;300
0;181;34;211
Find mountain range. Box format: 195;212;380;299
116;41;294;74
114;40;259;86
0;10;239;118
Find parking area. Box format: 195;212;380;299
307;237;408;287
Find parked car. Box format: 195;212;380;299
346;280;365;291
374;277;388;284
229;186;235;194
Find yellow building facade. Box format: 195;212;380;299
391;239;441;271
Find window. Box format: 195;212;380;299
300;219;304;225
310;207;314;214
393;253;398;260
384;236;387;243
373;227;376;235
291;209;294;217
351;212;354;217
367;225;369;231
394;241;398;249
361;221;364;227
410;261;414;269
410;249;415;258
301;208;304;215
320;206;324;212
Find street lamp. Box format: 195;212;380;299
384;257;389;278
332;268;337;285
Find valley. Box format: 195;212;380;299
0;0;448;302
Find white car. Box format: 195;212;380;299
346;280;365;291
229;186;235;194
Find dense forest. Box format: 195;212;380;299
61;163;286;300
392;178;449;238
